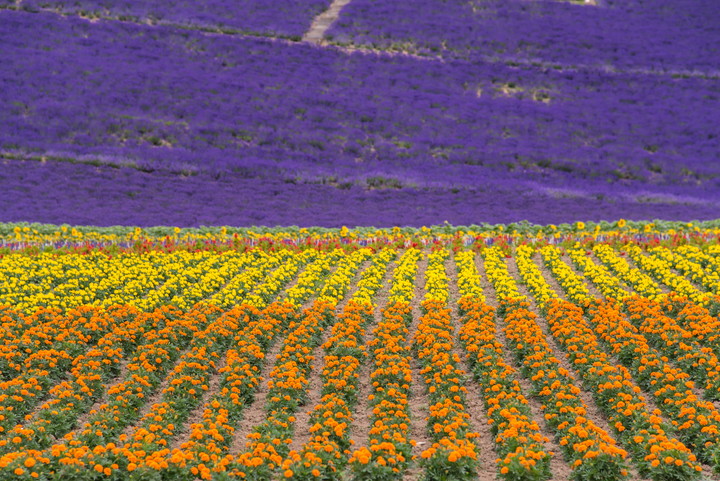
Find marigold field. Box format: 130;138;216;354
0;222;718;481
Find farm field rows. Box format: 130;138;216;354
1;2;719;227
3;0;720;479
2;225;720;480
328;0;720;74
0;0;335;38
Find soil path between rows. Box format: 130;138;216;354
286;258;373;454
444;257;503;481
227;260;343;456
477;254;573;481
403;253;432;481
348;256;398;451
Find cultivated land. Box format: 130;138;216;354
1;0;719;478
1;0;719;226
2;224;720;480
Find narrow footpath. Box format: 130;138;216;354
303;0;352;43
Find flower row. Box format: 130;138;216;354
423;249;450;304
350;249;395;307
283;300;374;479
586;300;720;464
626;246;709;306
539;246;591;305
244;252;316;309
567;248;629;301
168;253;334;480
672;246;720;295
208;251;289;309
284;249;393;479
348;301;414;481
0;250;297;312
0;304;217;479
415;298;479;481
661;295;720;356
457;297;552;481
115;305;259;475
592;245;662;300
453;251;485;303
317;250;373;306
174;301;297;480
417;249;479;480
387;249;422;304
230;250;372;477
482;247;524;304
545;300;703;480
348;248;421;480
232;299;337;478
0;306;153;454
285;252;341;307
652;248;717;296
624;297;720;401
0;307;125;434
0;305;122;379
482;250;630;481
515;246;557;311
128;252;252;311
502;301;630;480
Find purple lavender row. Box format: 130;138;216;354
328;0;720;74
2;158;719;228
1;10;718;191
13;0;333;38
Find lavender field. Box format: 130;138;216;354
329;0;720;73
0;0;719;226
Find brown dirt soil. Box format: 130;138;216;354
474;253;499;309
227;260;343;455
348;257;398;451
477;254;573;481
287;259;373;454
121;343;197;440
444;257;505;481
170;353;230;451
404;253;432;481
303;0;353;44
